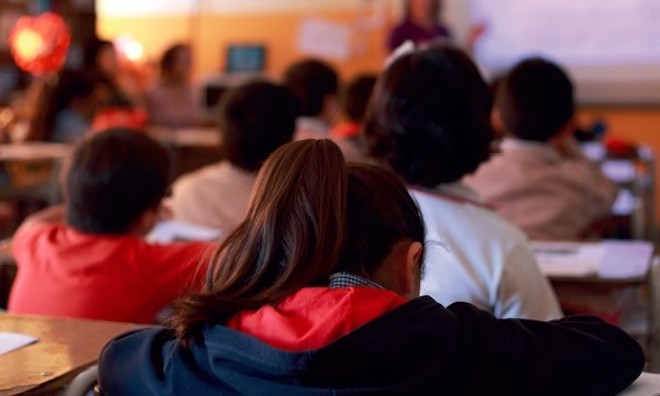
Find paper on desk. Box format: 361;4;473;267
617;372;660;396
0;332;38;355
532;242;602;277
532;240;654;279
146;220;222;243
598;240;653;279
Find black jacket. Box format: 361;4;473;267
99;296;644;395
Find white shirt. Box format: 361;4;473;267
294;116;366;162
413;182;562;320
464;138;618;241
294;117;330;141
171;161;256;231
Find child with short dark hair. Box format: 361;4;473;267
365;44;561;320
171;80;298;230
465;57;617;241
8;128;214;323
283;59;339;141
330;74;377;140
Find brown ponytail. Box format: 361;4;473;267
170;139;347;341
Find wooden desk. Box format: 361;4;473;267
0;314;137;395
618;372;660;395
0;239;15;310
147;128;222;178
147;127;220;148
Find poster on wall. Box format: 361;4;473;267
297;19;352;61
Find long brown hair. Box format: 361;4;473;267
171;139;347;340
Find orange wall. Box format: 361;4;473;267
97;11;391;82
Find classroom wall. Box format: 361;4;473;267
577;107;660;226
98;1;660;228
97;0;395;81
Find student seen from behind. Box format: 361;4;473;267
99;139;643;395
284;58;365;161
365;43;561;320
8;129;214;323
330;74;377;141
283;59;339;141
170;80;298;231
464;58;618;241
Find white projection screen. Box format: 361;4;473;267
457;0;660;104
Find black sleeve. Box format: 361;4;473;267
448;302;645;396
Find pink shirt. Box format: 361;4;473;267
464;139;618;241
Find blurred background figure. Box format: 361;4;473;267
283;59;340;141
42;69;110;143
330;74;377;141
82;37;145;107
387;0;485;53
388;0;451;52
147;43;200;128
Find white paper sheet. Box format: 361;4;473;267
532;242;602;277
598;240;654;279
532;240;654;279
0;332;38;355
297;19;352;61
617;372;660;396
146;220;222;243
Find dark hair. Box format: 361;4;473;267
404;0;441;19
160;43;190;74
42;69;107;141
338;163;425;277
499;58;575;142
343;74;377;123
220;80;298;172
283;59;339;117
170;140;426;341
364;43;493;187
171;140;347;340
82;38;114;71
66;129;172;234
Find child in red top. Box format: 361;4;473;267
8;129;214;323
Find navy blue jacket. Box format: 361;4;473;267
99;297;644;395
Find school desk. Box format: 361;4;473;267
147;127;222;178
0;314;137;395
618;372;660;395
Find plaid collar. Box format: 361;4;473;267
328;272;384;289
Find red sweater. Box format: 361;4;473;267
9;223;214;323
227;286;407;351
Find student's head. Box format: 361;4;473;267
339;163;425;297
220;80;298;172
365;43;493;188
498;57;575;142
171;139;425;340
83;38;118;78
283;59;339;123
406;0;441;21
160;43;192;83
65;128;171;235
43;69;111;138
343;74;377;123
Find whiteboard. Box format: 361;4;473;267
448;0;660;104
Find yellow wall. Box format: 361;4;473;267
98;5;660;227
97;10;391;81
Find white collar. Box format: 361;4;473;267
296;117;330;136
435;181;483;203
499;138;560;162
